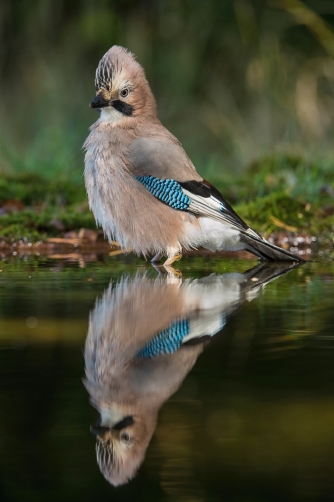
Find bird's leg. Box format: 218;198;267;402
163;265;182;280
109;248;131;257
151;251;163;263
152;263;182;281
164;251;182;266
151;263;165;274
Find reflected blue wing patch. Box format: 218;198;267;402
137;319;190;358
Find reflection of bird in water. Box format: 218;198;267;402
84;263;297;486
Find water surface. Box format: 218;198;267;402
0;255;334;502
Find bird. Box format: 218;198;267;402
84;45;304;267
84;262;297;486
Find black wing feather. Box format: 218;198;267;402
179;179;250;231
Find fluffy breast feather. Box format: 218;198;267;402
84;124;197;255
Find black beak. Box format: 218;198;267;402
89;94;110;109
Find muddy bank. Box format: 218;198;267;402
0;229;318;261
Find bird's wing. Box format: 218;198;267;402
130;139;303;262
135;174;260;237
127;137;203;182
176;180;303;261
128;136;257;234
136;313;226;359
136;318;192;358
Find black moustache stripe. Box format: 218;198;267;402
112;415;134;431
112;100;134;116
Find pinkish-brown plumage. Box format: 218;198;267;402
84;46;201;260
84;45;304;265
84;273;205;486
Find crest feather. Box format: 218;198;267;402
94;46;138;91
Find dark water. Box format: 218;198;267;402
1;255;334;502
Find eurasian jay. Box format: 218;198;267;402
84;46;303;266
84;263;296;485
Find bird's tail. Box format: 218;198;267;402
240;231;305;262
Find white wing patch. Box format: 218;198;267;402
182;313;227;343
182;190;223;211
182;189;248;233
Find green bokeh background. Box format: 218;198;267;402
2;0;334;181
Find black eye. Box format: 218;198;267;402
120;88;129;98
120;432;131;442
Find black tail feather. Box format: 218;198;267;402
242;262;301;285
241;233;305;263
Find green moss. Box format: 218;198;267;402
0;206;95;241
235;192;313;228
0;173;97;240
0;173;86;206
214;154;334;236
0;155;333;242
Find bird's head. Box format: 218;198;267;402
90;413;155;486
89;45;157;125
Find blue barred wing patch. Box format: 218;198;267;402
136;175;245;231
137;319;190;359
136;176;190;210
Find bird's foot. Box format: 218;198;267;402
164;265;182;280
152;263;182;281
164;253;182;266
109;248;131;256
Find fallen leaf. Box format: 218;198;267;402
1;199;24;212
78;228;100;243
269;215;298;232
63;231;78;239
